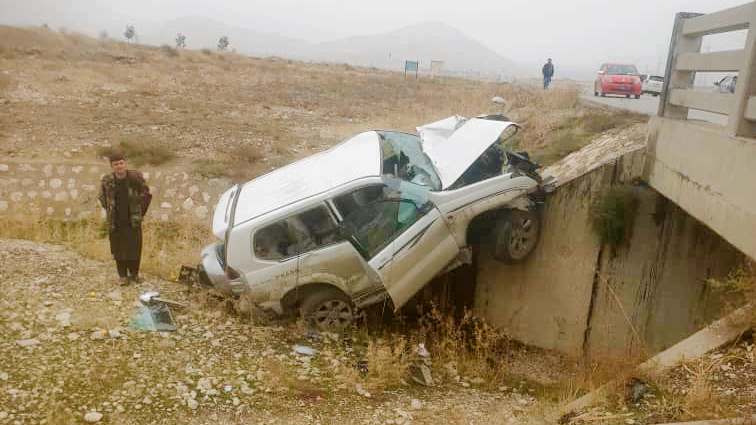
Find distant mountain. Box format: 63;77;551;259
144;18;519;78
309;22;521;77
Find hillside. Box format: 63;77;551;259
0;25;641;181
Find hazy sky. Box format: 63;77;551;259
0;0;748;75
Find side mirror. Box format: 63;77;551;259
597;70;605;75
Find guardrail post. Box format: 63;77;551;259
659;12;704;119
728;2;756;138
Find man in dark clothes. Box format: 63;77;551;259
98;153;152;285
542;58;554;89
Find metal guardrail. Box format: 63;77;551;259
659;1;756;138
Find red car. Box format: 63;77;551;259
594;63;642;98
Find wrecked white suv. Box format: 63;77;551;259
199;115;552;328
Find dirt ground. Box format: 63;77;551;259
0;239;569;424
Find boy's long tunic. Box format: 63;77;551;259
98;170;151;261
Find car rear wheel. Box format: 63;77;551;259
493;209;540;263
300;288;354;330
634;94;640;99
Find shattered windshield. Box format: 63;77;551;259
379;131;441;191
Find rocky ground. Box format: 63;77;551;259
0;239;570;424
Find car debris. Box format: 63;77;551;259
198;114;553;329
293;344;317;356
129;291;184;332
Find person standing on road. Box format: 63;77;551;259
98;152;152;285
542;58;554;89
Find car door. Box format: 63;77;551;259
337;179;459;310
383;203;459;309
293;204;383;303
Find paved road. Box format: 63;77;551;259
577;83;727;125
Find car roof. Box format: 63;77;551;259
233;131;382;225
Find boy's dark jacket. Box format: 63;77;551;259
98;170;152;232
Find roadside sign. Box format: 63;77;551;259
405;60;419;79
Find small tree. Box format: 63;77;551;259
99;30;109;41
217;35;229;51
175;33;186;49
124;24;136;43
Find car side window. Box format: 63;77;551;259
333;185;385;219
334;180;430;259
253;205;339;260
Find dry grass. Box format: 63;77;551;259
522;109;648;165
707;261;756;325
0;216;209;280
191;144;272;181
332;334;414;393
0;26;637;171
96;138;177;166
160;44;179;58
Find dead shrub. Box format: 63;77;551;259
681;360;718;418
335;335;413;392
97;138;176;166
192;158;231;179
233;143;263;163
418;306;508;386
707;261;756;325
160;44;179;58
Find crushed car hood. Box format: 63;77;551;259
417;116;516;190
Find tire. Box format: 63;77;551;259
299;287;354;330
626;94;630;98
634;94;640;99
492;209;540;263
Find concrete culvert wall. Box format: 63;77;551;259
473;147;746;359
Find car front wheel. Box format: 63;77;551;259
493;209;540;263
300;288;355;330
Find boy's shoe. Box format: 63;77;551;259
118;277;129;286
129;276;144;284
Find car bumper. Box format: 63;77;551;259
603;84;641;95
200;243;246;296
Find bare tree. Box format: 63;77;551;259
175;33;186;49
124;25;136;43
217;36;229;51
99;30;109;41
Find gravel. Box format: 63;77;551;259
0;239;559;424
